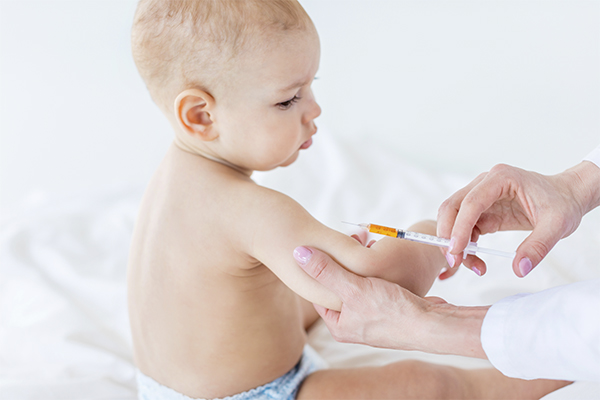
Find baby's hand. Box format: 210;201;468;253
350;230;376;248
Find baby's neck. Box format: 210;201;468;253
173;136;252;177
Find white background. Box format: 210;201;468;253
1;0;599;218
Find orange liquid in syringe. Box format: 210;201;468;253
367;224;398;238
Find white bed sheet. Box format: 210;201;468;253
1;128;599;399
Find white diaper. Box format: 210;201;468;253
136;345;327;400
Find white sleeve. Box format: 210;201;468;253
583;144;600;168
481;279;600;382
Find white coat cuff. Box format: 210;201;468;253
583;145;600;168
481;293;530;379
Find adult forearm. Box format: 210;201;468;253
418;302;490;359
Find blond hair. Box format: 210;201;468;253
131;0;314;116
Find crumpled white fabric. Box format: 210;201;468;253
0;189;141;399
1;128;599;399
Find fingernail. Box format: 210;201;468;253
448;238;455;253
445;253;455;268
471;266;482;276
293;246;313;266
519;257;532;277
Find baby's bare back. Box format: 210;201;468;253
127;145;308;398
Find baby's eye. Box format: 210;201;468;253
276;95;302;110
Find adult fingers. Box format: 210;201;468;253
439;253;486;279
313;303;341;329
293;246;364;301
437;175;484;240
458;227;487;276
449;175;507;256
424;296;448;305
462;254;487;276
439;246;462;280
438;265;460;280
512;220;564;277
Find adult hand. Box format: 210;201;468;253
437;162;600;278
293;246;488;358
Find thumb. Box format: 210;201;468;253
293;246;363;301
513;222;563;277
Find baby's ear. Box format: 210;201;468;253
174;89;218;141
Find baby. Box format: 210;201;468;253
127;1;567;399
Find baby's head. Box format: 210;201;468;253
132;0;322;172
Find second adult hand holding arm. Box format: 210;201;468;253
437;160;600;278
293;246;489;359
293;246;598;381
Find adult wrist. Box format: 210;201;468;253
565;161;600;215
420;302;490;359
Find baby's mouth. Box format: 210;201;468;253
300;126;317;150
300;137;313;149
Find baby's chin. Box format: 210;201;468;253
254;149;304;171
261;155;298;171
279;150;301;168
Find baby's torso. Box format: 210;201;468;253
127;146;308;398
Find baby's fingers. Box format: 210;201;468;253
350;234;362;244
350;231;368;246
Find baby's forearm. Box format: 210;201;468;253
406;219;437;237
401;219;446;296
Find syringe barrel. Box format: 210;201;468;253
403;231;478;255
403;231;451;248
358;222;513;259
367;224;399;238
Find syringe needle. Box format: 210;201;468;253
342;221;373;232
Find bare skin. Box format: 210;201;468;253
129;144;568;399
128;16;568;400
128;144;447;397
299;361;568;400
293;246;570;398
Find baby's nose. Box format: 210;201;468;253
313;102;322;119
304;101;321;123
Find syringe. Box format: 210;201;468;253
343;222;516;259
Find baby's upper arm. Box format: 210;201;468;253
243;185;441;310
244;187;364;311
